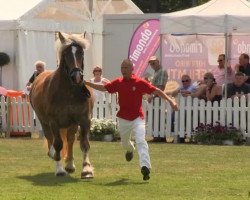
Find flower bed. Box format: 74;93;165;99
90;118;119;141
191;122;244;145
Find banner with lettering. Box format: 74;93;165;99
128;19;160;77
231;35;250;66
161;34;225;82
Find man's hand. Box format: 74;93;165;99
170;101;179;111
147;95;154;103
180;90;191;97
26;85;32;91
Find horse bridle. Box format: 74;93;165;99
64;42;90;97
69;42;84;77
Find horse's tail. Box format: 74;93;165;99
60;128;68;160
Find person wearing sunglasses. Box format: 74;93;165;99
203;72;222;103
169;74;197;97
190;72;222;102
90;65;110;102
213;54;234;86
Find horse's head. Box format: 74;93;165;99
56;32;90;85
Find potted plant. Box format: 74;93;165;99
90;118;119;141
191;122;244;145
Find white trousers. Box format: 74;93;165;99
118;117;151;169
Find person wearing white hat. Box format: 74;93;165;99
148;56;168;142
147;56;168;102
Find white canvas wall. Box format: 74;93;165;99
17;30;57;90
0;30;17;89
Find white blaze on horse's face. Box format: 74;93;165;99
70;45;83;84
71;46;80;68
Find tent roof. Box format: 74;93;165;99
0;0;142;31
0;0;42;20
161;0;250;34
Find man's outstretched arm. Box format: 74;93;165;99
85;81;107;91
153;88;178;111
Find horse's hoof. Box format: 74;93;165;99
65;167;75;173
81;172;94;179
55;171;67;177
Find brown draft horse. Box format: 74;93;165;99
29;32;94;178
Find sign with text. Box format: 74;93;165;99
231;35;250;66
161;34;225;82
128;19;160;77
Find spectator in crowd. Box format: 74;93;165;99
147;56;168;142
235;53;250;84
213;54;234;86
203;72;222;103
85;58;178;181
26;60;45;92
191;72;222;103
147;56;168;103
90;65;110;102
225;72;250;99
168;74;197;97
190;82;207;100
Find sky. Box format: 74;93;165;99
0;0;42;20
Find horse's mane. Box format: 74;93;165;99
55;32;90;65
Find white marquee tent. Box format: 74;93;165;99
160;0;250;62
161;0;250;34
0;0;142;90
160;0;250;95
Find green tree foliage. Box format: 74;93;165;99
0;52;10;67
132;0;210;13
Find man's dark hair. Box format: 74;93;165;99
219;54;225;60
235;72;245;77
241;53;249;60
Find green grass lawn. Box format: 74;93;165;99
1;138;250;200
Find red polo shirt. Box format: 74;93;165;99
105;74;156;121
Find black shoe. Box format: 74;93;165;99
125;151;133;162
141;166;150;181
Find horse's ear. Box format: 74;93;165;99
58;32;67;44
81;32;92;43
80;32;86;39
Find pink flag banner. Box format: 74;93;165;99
128;19;160;77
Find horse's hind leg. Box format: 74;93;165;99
80;118;94;179
64;125;77;173
50;122;67;176
39;121;54;158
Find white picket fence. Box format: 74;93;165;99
1;94;250;138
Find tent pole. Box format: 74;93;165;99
224;33;229;101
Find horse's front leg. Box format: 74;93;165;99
49;121;67;176
80;119;94;179
65;125;77;173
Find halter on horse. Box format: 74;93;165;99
30;32;94;178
